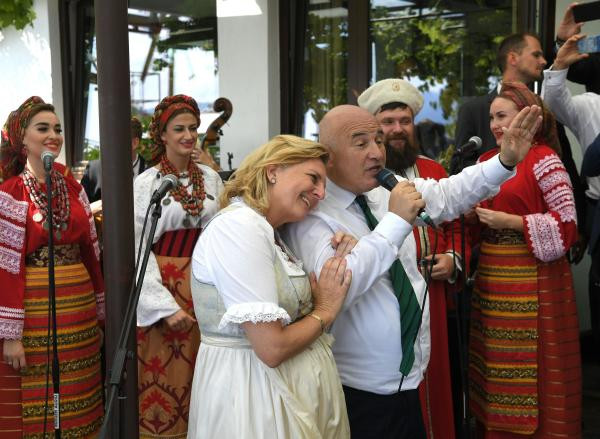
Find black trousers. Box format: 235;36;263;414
343;385;426;439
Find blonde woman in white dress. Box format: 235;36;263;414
188;135;353;438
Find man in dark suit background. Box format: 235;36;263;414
81;117;146;209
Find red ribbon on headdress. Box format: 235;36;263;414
158;102;198;134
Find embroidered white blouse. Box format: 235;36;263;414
134;164;224;326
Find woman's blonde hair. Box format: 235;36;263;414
220;134;329;213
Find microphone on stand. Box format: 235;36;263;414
455;136;482;155
375;168;436;228
41;151;56;173
149;174;178;204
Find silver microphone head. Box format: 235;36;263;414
41;151;56;161
163;174;179;189
469;136;482;150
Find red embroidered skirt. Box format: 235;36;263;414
137;228;201;439
470;236;581;438
0;250;104;438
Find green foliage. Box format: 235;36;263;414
303;12;349;126
0;0;36;30
371;5;509;120
133;112;155;162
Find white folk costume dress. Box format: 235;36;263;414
188;201;350;439
134;164;223;438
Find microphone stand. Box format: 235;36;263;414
100;201;163;439
45;166;61;438
451;151;471;439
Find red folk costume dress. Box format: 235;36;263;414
469;144;581;438
134;164;223;439
0;163;105;438
399;156;465;439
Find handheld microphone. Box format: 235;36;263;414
375;168;435;227
455;136;482;155
149;174;178;204
41;151;55;172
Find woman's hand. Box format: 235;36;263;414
498;105;542;167
475;207;523;231
164;309;197;332
330;231;358;258
3;339;26;371
310;257;352;327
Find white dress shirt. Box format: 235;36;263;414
282;154;514;394
541;67;600;200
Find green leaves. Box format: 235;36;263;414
0;0;36;31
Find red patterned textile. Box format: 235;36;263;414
0;163;104;437
137;229;201;438
469;145;581;437
0;163;104;341
404;157;467;439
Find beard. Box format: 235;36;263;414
384;134;420;173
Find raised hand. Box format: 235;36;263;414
498;105;543;167
557;3;583;41
554;34;589;70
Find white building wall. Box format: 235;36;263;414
553;0;600;332
217;0;280;169
0;0;64;162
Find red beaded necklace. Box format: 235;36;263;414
22;168;70;239
159;155;206;216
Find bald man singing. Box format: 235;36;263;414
281;104;542;439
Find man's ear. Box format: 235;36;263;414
507;50;518;68
326;147;336;171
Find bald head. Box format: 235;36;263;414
319;105;380;149
318;105;385;194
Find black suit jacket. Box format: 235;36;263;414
81;156;146;203
582;133;600;256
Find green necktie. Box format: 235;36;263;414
355;194;419;376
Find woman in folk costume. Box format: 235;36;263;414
134;94;223;438
0;96;105;437
469;82;581;438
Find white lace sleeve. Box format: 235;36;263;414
218;302;291;332
134;170;180;327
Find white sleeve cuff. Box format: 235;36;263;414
481;154;516;184
374;212;413;246
543;67;568;85
218;302;292;330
